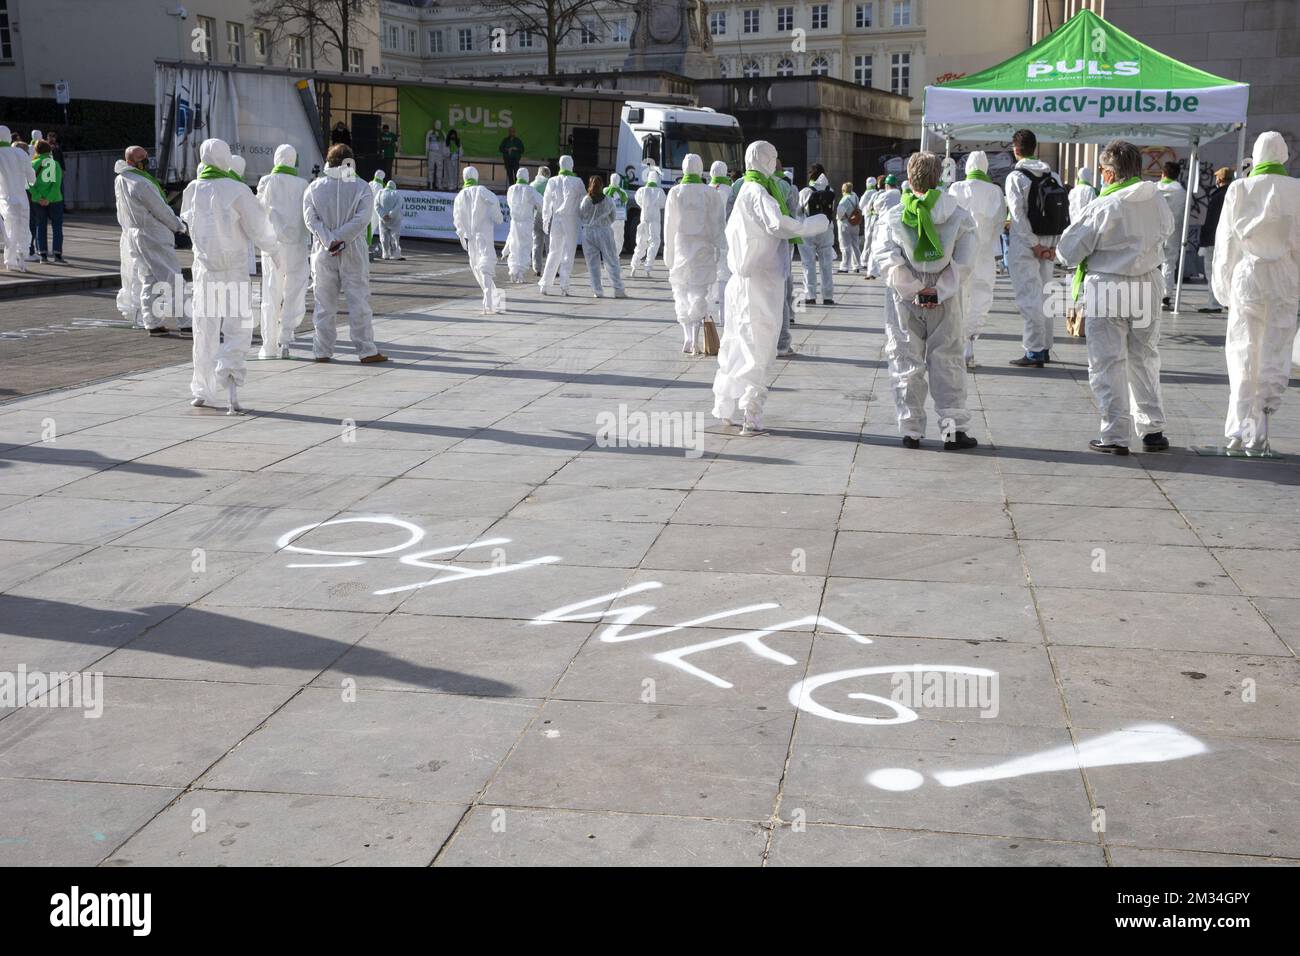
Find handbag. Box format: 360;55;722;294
848;208;863;227
700;318;720;356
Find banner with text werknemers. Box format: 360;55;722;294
397;190;512;243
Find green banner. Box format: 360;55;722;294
399;87;561;160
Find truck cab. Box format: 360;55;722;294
618;101;744;187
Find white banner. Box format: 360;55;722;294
396;190;513;243
925;84;1250;129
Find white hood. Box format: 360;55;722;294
812;173;830;191
609;172;622;188
464;165;480;183
199;138;231;171
966;151;989;175
682;153;704;176
0;126;10;142
1076;166;1093;184
114;159;133;175
709;160;728;179
229;155;246;178
558;155;575;172
865;176;877;188
274;144;297;168
1254;130;1288;167
745;140;778;177
517;166;530;183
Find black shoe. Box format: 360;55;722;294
1043;350;1051;363
53;255;67;264
148;327;169;337
1142;432;1170;450
822;299;835;305
944;431;979;451
1162;297;1173;311
1009;354;1044;368
804;298;816;305
1197;307;1221;314
902;436;922;449
1089;439;1130;456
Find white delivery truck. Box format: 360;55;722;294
618;101;744;186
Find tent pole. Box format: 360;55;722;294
1236;123;1248;175
1173;141;1198;314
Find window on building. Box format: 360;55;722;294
743;9;759;34
519;29;534;49
894;0;912;26
777;6;793;32
810;55;830;76
709;11;727;35
742;59;761;78
891;51;910;94
718;60;728;78
856;3;873;28
853;54;872;87
811;4;829;30
0;0;11;61
195;16;215;61
348;47;362;73
252;29;268;62
458;28;473;52
407;29;417;53
776;57;795;77
288;35;305;68
581;22;598;45
384;23;399;49
614;19;629;43
226;22;244;63
429;30;444;54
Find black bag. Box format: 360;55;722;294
1021;169;1070;236
805;186;836;220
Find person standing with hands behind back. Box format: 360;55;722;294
1005;128;1068;367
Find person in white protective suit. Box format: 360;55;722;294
0;127;34;273
530;166;550;276
577;174;627;300
947;151;1007;368
223;154;260;278
630;171;665;277
712;140;828;435
863;176;901;278
505;167;541;283
1156;160;1187;310
708;160;733;326
663;154;724;352
1055;139;1174;455
1005;129;1064;367
454;165;505;313
870;151;979;450
539;155;584;295
1070;166;1098;222
425;127;447;190
112;145;187;331
303;144;387;364
184;138;282;413
255;144;310;359
606;172;630;256
836;182;861;274
368;169;386;257
940;156;958;190
377;181;405;261
797;166;837;304
1212;131;1300;454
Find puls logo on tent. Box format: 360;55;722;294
1027;59;1139;79
448;105;513;130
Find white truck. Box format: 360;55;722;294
618;101;744;186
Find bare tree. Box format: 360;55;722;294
481;1;637;75
252;0;381;72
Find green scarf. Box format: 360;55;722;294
679;173;703;184
1072;175;1142;301
125;164;168;197
463;178;478;187
272;164;298;176
901;188;944;261
604;184;628;203
1159;176;1176;185
1251;162;1289;177
516;174;529;184
743;170;802;245
533;179;547;195
710;175;731;186
557;169;576;177
197;165;237;182
0;141;9;148
965;169;993;184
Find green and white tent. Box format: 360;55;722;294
921;9;1248;148
921;8;1251;312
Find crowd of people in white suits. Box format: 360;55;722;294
95;123;1299;457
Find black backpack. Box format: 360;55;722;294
1021;169;1070;236
805;186;836;219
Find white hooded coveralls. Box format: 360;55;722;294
540;156;585;292
1156;174;1188;298
797;174;836;300
113;155;184;326
578;189;625;298
1069;167;1098;223
0;129;35;272
608;172;630;256
864;186;901;272
1006;157;1063;354
709;160;733;326
631;177;665;274
184;139;280;404
1056;177;1173;446
454;167;505;312
663;154;725;349
836;189;861;272
256;144;310;355
1212;132;1300;448
376;182;404;260
947;152;1008;351
426;130;447;190
530;171;550;275
506;169;541;282
303;160;379;359
712;141;828;428
870;190;978;440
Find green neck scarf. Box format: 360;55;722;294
1072;176;1142;301
272;165;298;176
743;169;802;245
0;141;9;148
1251;162;1289;177
900;188;944;262
604;184;628;202
125;164;167;197
463;178;478;187
710;175;731;186
965;169;992;184
516;175;529;184
679;172;703;184
197;165;238;182
1159;176;1176;185
557;169;576;177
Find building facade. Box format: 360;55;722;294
0;0;381;105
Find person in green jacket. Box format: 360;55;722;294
30;140;64;263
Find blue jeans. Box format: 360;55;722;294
34;201;64;257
